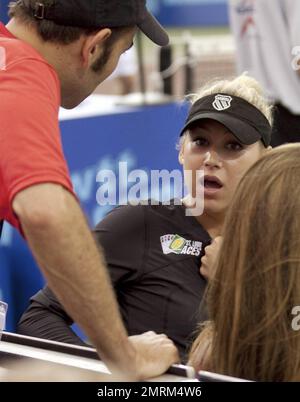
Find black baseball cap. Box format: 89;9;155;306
180;93;272;147
21;0;169;46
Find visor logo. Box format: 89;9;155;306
213;94;232;111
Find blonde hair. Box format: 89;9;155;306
189;143;300;381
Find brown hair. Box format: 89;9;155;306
9;1;132;72
189;144;300;381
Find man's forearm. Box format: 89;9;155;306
13;185;136;377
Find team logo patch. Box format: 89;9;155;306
212;94;232;111
160;234;202;256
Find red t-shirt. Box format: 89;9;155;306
0;23;74;232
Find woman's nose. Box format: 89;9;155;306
203;150;222;168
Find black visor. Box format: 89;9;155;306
180;94;271;147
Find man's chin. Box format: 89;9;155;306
61;91;94;109
61;99;82;110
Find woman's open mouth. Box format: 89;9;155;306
203;175;223;194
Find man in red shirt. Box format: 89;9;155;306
0;0;178;379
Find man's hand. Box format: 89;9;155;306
200;236;223;281
129;331;179;380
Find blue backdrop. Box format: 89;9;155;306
0;0;9;23
151;0;229;27
0;98;189;333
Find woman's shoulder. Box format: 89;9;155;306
94;200;182;229
94;203;149;234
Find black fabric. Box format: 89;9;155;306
18;286;86;347
271;103;300;147
0;220;3;239
180;93;272;147
18;201;211;361
21;0;169;46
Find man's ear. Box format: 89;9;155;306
81;28;112;68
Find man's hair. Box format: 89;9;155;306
9;1;132;72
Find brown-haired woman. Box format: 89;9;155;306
189;143;300;381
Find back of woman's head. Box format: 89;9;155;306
207;144;300;381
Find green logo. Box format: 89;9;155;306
169;235;186;254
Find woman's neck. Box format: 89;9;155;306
182;196;224;238
195;213;224;239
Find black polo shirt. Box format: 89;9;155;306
18;201;211;360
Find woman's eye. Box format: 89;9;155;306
194;137;209;146
226;142;243;151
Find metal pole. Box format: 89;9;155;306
159;45;173;96
136;30;147;104
184;41;193;93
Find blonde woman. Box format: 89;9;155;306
189;144;300;381
19;74;272;361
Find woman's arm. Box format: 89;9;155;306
17;286;86;346
17;204;145;344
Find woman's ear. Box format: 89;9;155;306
178;151;184;165
178;136;186;165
